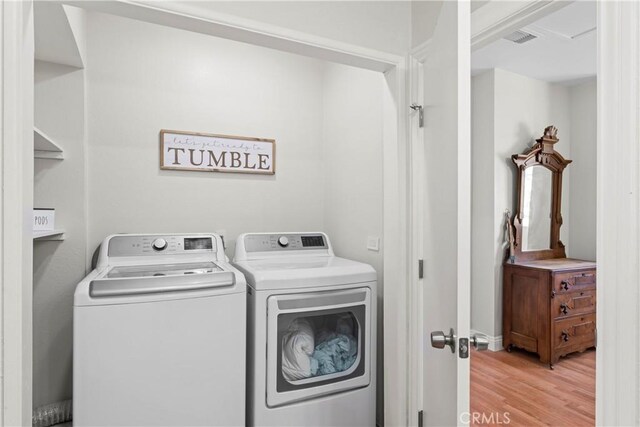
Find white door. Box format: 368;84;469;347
421;1;472;426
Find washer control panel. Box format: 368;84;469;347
244;233;327;252
108;235;216;257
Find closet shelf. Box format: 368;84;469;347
34;127;64;160
33;230;65;241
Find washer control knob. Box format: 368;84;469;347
152;238;167;251
278;236;289;247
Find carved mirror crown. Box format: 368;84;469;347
508;126;572;263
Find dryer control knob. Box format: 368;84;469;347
278;236;289;247
152;238;167;251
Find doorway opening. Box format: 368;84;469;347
470;1;597;425
30;3;410;426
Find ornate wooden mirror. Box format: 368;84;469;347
507;126;572;262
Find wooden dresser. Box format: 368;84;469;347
503;127;596;369
503;258;596;369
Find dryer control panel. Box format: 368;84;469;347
244;233;328;252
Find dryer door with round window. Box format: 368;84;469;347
266;287;371;407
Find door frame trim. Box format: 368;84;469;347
470;0;572;50
407;48;425;427
596;1;640;424
70;0;402;72
1;1;35;424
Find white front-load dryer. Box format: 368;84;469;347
233;232;377;427
74;233;246;426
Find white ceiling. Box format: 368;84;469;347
471;1;596;84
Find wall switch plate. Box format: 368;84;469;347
367;236;380;252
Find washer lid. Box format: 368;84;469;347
106;262;222;279
232;256;376;290
75;260;247;307
90;265;237;299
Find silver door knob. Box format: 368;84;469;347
431;328;456;353
471;334;489;351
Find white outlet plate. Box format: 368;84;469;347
367;236;380;252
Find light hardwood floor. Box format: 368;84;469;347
471;347;595;426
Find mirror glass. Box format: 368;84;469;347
521;165;552;251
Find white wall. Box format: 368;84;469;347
411;1;442;48
471;68;574;342
568;80;597;260
85;11;328;255
321;62;384;424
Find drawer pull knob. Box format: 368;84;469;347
561;330;570;342
560;303;570;315
560;280;570;290
551;290;556;299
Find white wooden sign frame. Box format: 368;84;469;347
160;129;276;175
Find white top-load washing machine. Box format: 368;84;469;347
74;233;246;426
233;232;376;427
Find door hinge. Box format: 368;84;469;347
418;410;424;427
418;259;424;279
410;104;424;128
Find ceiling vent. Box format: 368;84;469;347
503;30;538;44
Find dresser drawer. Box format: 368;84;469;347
553;289;596;318
553;313;596;351
553;270;596;294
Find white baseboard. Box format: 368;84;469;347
470;329;503;352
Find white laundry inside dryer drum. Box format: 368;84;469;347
281;312;359;382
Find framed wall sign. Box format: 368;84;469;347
160;129;276;175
